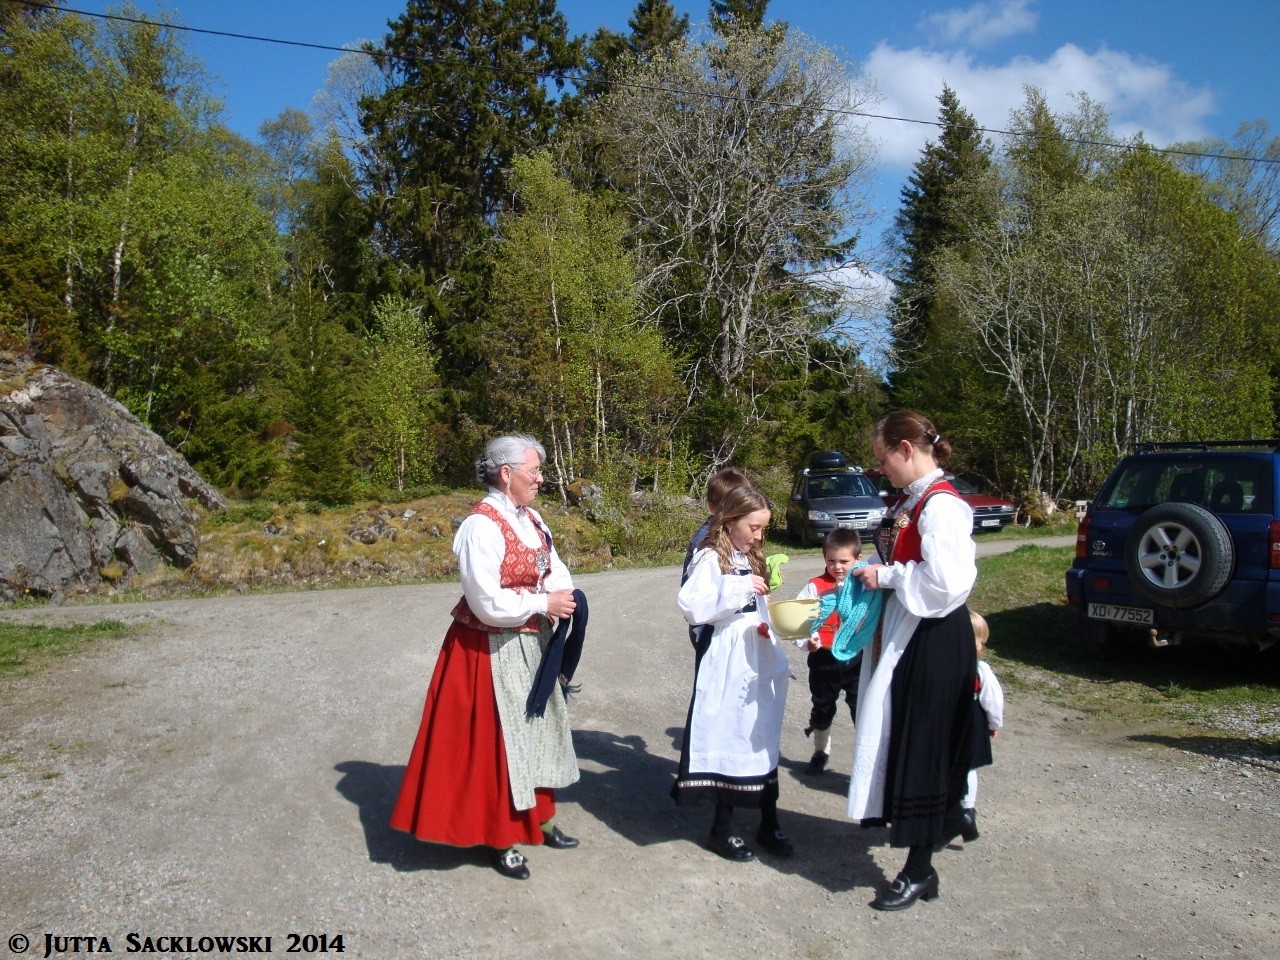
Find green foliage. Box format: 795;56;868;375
285;292;357;506
358;295;439;494
483;151;681;489
0;5;286;489
933;91;1280;500
1170;119;1280;251
359;0;581;313
571;0;690;108
886;86;1018;490
579;24;880;468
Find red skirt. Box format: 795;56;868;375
389;620;554;848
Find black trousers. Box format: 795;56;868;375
807;647;861;733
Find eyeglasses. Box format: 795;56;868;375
511;464;544;481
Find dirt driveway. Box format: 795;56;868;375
1;545;1277;958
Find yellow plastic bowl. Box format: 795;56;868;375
767;597;820;640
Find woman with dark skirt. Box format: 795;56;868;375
389;434;581;880
847;411;979;910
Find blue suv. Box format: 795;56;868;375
1065;441;1280;650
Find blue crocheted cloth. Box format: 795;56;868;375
816;561;884;662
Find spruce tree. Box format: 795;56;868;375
286;294;356;506
359;1;580;307
889;86;993;413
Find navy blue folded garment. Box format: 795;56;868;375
526;588;588;718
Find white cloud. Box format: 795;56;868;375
863;42;1217;169
922;0;1038;48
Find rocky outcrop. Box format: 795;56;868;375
0;352;226;600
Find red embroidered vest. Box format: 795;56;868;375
876;478;960;565
449;501;547;633
810;573;841;648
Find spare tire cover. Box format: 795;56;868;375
1124;502;1234;609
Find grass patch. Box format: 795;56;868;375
0;620;132;675
971;545;1280;761
977;509;1080;541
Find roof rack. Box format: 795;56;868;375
1132;439;1280;454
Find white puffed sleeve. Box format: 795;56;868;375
876;493;976;618
977;660;1004;730
678;549;757;626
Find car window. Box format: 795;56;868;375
806;474;876;499
1100;457;1273;514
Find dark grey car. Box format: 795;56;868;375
785;467;887;547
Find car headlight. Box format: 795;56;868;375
807;510;833;522
999;505;1014;513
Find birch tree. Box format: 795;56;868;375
483;152;680;496
579;25;879;465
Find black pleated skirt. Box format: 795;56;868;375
882;604;978;848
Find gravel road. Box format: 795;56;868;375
2;538;1277;959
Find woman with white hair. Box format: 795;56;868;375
389;434;581;880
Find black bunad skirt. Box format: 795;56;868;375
882;604;979;848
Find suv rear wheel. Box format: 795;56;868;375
1124;502;1234;609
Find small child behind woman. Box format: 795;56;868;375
961;610;1004;842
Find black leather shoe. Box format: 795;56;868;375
492;848;530;880
542;825;579;849
755;827;795;857
707;833;755;862
805;751;829;775
871;870;939;911
960;808;979;842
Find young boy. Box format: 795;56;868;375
682;468;750;648
795;528;864;775
961;610;1004;841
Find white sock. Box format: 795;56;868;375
813;727;832;755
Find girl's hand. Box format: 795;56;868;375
989;730;998;739
806;636;821;652
749;575;769;596
854;563;884;589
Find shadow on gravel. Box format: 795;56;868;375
779;751;852;798
987;603;1280;693
1127;733;1280;769
333;760;492;874
571;727;884;895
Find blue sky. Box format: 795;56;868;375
66;0;1279;267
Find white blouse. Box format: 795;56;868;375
876;468;976;618
677;548;757;626
452;489;573;628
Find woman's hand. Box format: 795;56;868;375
749;575;770;596
546;589;577;620
805;635;821;653
853;563;884;589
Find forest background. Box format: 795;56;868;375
3;0;1279;531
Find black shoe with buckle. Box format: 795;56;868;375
960;808;979;842
755;827;795;857
871;870;939;911
805;751;829;776
542;825;579;850
492;847;530;880
707;832;755;862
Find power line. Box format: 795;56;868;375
10;0;1280;168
